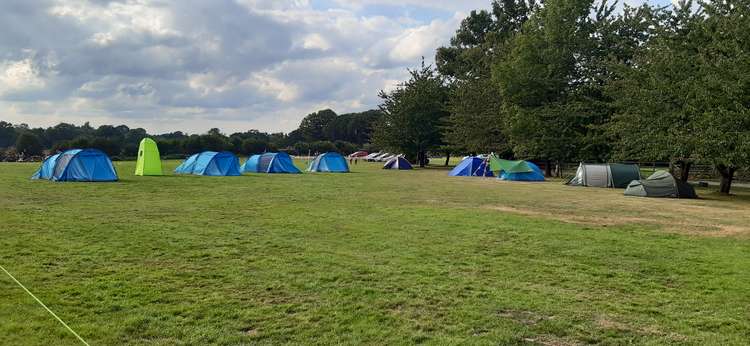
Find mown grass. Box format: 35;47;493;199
1;159;749;345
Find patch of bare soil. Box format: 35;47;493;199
485;203;750;238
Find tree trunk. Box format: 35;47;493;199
418;150;427;168
677;160;692;182
544;159;552;177
444;151;450;166
717;164;735;194
555;160;562;178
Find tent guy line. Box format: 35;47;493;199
0;264;90;346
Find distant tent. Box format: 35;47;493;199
624;171;697;198
489;156;545;181
242;152;301;174
308;152;350;173
134;138;162;176
449;156;493;177
31;149;118;182
174;151;241;176
383;156;413;170
566;163;640;188
349;151;368;158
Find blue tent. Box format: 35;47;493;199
174;151;241;176
383;156;413;170
242;152;301;174
449;157;493;177
240;154;261;173
31;149;118;182
308;152;349;173
498;161;545;181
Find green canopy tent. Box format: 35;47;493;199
489;155;545;181
489;156;534;174
624;171;697;198
135;138;163;176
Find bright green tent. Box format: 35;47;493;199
489;155;533;173
135;138;163;176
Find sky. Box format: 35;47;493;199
0;0;671;134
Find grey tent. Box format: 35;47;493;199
566;163;641;188
624;171;697;198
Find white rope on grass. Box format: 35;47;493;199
0;264;90;346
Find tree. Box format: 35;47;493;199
607;3;698;181
437;1;534;155
373;61;450;167
0;121;17;148
15;132;43;156
494;0;596;174
241;138;269;155
298;109;337;141
691;0;750;194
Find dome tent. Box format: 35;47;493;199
624;171;697;198
135;138;163;176
489;156;545;181
174;151;241;176
449;156;493;177
308;152;349;173
32;149;118;182
242;152;301;174
383;156;413;170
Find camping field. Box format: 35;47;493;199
1;160;750;345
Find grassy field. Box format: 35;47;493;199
1;159;749;345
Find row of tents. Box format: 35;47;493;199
31;138;413;182
30;138;698;198
448;156;697;198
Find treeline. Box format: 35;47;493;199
372;0;749;193
0;109;380;160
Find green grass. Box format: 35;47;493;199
1;160;749;345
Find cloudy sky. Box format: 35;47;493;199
0;0;670;134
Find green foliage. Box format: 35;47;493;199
298;109;338;142
495;0;598;162
0;121;18;148
15;132;43;156
373;62;450;166
437;1;533;155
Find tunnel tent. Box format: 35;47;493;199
243;152;301;174
31;149;118;182
624;170;697;198
383;156;413;170
174;151;241;176
449;156;493;177
308;152;350;173
134;138;163;176
240;154;261;173
566;163;641;188
31;153;61;180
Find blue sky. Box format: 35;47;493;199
0;0;673;134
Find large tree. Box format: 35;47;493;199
373;62;450;167
494;0;601;174
607;3;699;181
692;0;750;194
437;0;534;155
298;109;337;142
